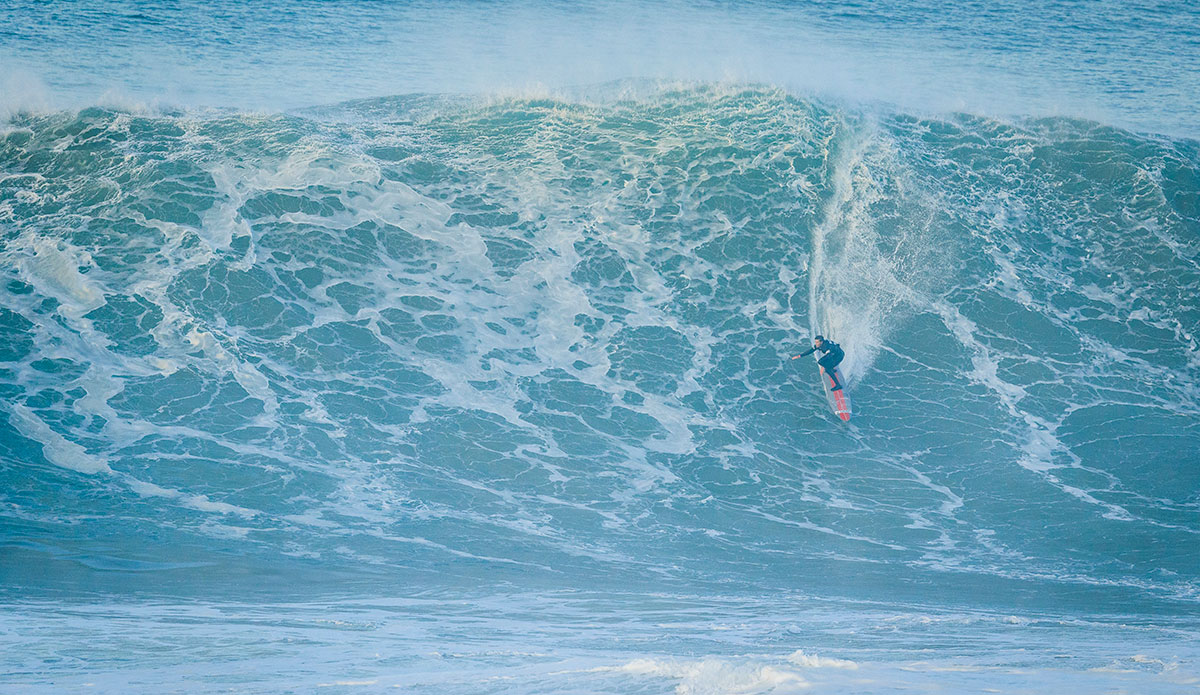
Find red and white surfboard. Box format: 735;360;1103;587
818;362;852;422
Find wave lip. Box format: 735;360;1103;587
4;1;1200;136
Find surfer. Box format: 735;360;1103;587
792;336;845;390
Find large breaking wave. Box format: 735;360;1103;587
2;84;1198;690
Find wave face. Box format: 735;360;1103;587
2;88;1199;691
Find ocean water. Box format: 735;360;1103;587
2;2;1199;693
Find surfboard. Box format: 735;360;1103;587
817;358;851;422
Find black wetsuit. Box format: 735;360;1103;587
799;340;845;389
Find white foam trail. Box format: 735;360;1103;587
612;657;810;694
125;479;258;518
9;401;261;518
19;236;106;318
931;298;1139;522
787;650;859;669
8;403;111;475
806;120;934;382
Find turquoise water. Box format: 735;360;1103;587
2;2;1199;693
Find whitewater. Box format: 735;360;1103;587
2;1;1199;693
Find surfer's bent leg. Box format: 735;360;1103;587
818;353;843;391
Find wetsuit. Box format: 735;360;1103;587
799;340;845;390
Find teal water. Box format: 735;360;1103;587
2;3;1199;694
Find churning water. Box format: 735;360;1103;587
2;1;1199;693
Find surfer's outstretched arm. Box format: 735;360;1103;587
791;347;817;360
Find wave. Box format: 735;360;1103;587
1;85;1198;613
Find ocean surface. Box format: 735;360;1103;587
2;1;1199;693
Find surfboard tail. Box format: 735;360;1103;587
818;364;852;422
